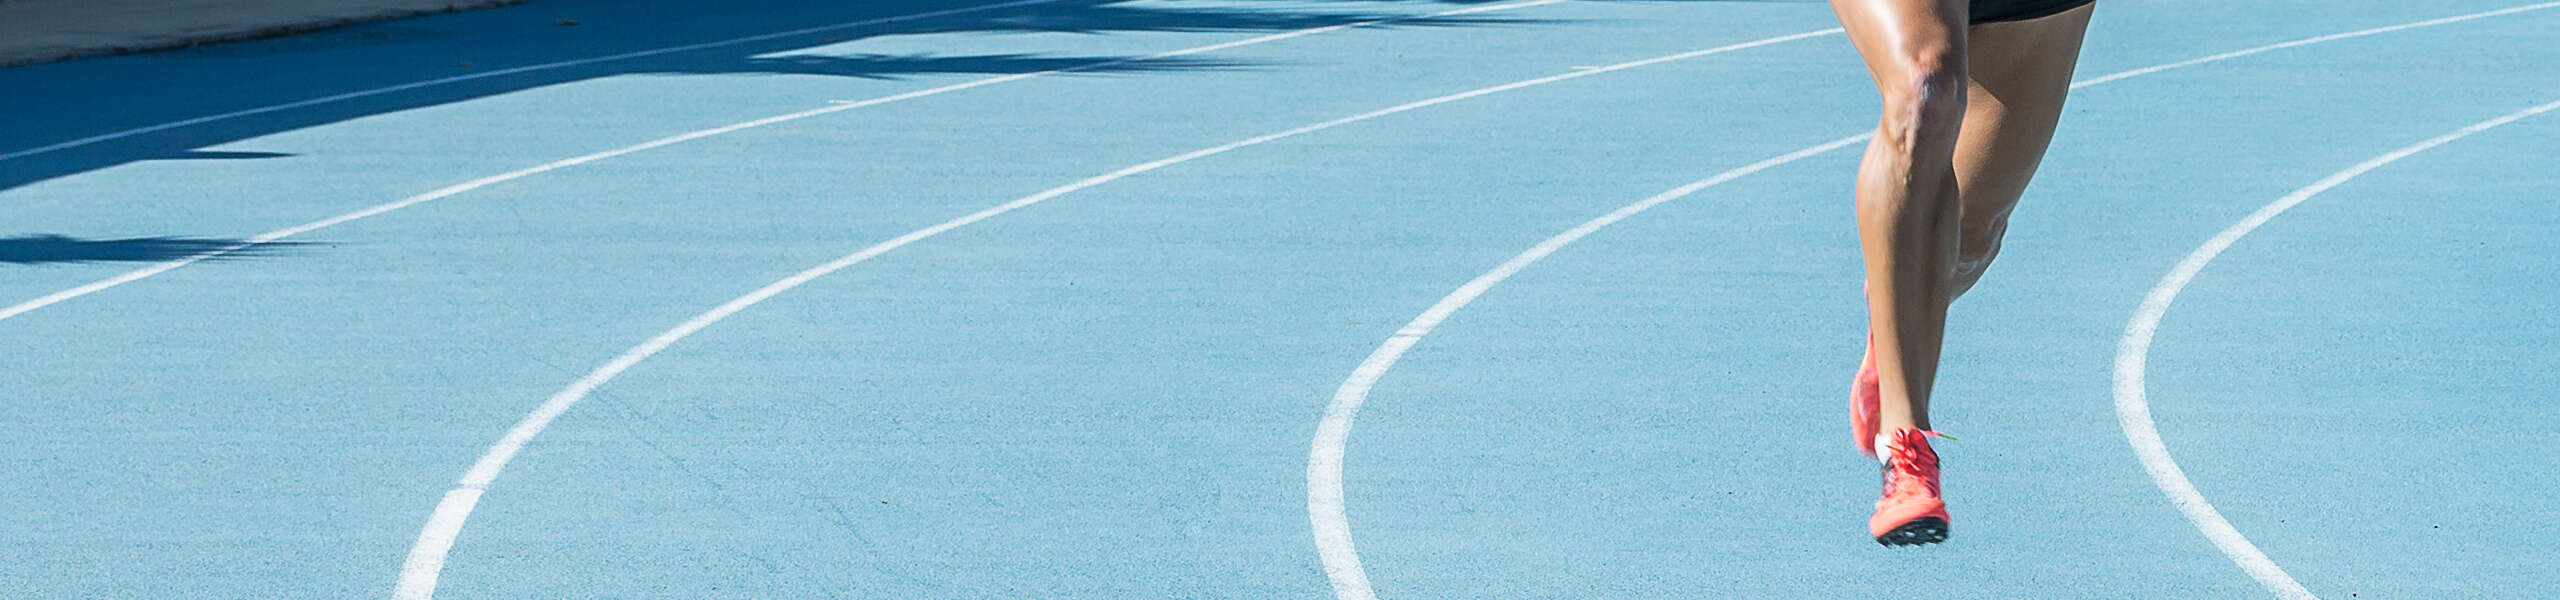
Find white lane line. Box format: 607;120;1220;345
1303;4;2560;598
399;3;1802;598
0;0;1070;163
2115;98;2560;600
0;0;1565;328
2072;1;2560;88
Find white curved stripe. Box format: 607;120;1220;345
2115;98;2560;600
1;0;1566;329
0;0;1069;163
392;22;1841;600
1306;5;2560;598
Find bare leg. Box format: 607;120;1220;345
1832;0;2092;432
1830;0;1968;432
1950;5;2093;298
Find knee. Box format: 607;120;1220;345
1875;52;1968;157
1954;218;2008;276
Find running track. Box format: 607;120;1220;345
2;0;2553;597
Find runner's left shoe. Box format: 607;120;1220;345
1852;333;1881;457
1869;427;1949;546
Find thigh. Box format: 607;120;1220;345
1953;3;2094;228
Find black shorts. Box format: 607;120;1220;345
1970;0;2093;24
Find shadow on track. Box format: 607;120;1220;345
0;0;1547;194
0;234;312;264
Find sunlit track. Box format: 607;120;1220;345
4;0;2553;597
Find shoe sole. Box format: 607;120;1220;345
1873;517;1947;546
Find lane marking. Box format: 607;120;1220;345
2115;98;2560;600
393;2;1755;598
1304;4;2560;598
0;0;1563;327
0;0;1071;163
2072;2;2560;88
1310;133;1867;600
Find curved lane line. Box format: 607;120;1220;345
1307;134;1870;600
0;0;1068;163
1305;5;2560;599
2115;98;2560;600
0;0;1564;327
2072;2;2560;88
389;12;1828;600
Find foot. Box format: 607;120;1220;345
1869;427;1949;546
1851;333;1881;456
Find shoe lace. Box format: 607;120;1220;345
1881;429;1945;499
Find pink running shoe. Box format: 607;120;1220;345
1852;333;1881;457
1869;427;1949;546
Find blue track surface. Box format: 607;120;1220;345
3;0;2554;597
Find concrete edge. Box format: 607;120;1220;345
0;0;529;68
